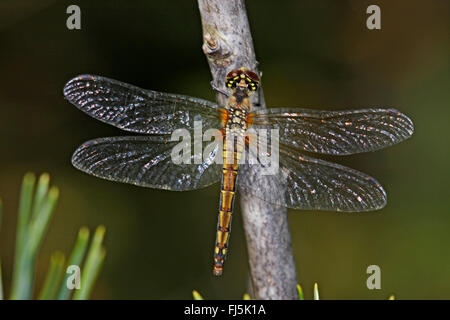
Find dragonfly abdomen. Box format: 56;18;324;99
212;130;244;276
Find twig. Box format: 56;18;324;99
197;0;298;299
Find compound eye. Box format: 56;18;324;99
245;70;260;82
226;69;241;79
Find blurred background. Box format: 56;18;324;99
0;0;449;299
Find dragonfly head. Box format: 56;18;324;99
225;67;259;94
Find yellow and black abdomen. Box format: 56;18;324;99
212;110;246;276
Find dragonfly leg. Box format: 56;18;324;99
211;81;230;99
248;70;263;107
252;89;262;107
254;74;263;107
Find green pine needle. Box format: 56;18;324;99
56;227;90;300
72;226;106;300
4;173;105;300
313;283;320;300
242;293;251;300
297;284;304;300
27;186;59;255
192;290;204;300
31;173;50;222
10;173;36;299
38;251;65;300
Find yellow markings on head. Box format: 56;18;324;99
225;68;260;94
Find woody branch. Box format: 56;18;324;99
197;0;298;300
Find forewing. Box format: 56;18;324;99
64;74;222;134
72;136;221;191
238;146;386;212
250;108;414;155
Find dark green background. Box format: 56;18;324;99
0;0;448;299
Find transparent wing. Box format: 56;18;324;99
64;74;222;134
238;144;386;212
250;108;414;155
72;135;221;191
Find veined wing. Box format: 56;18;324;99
72;136;221;191
64;75;221;134
249;108;414;155
238;145;386;212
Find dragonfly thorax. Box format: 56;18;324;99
225;107;248;132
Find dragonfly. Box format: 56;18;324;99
64;67;414;276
